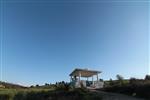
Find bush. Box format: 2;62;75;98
55;82;70;91
0;94;10;100
12;88;102;100
103;75;150;99
13;92;26;100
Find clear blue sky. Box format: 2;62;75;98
0;0;149;86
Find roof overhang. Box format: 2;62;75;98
69;68;101;77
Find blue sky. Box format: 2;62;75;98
0;0;149;86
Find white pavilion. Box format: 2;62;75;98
69;68;104;89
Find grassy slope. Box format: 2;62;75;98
102;79;150;100
0;88;103;100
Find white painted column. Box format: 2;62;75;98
79;72;81;82
92;75;94;86
70;76;72;82
78;72;81;87
97;74;99;82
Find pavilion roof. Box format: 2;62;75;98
69;68;101;77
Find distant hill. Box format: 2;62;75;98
0;81;26;89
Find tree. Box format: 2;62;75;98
30;85;34;88
116;74;124;81
99;79;103;82
36;84;39;87
109;78;114;86
145;75;150;80
116;74;124;86
45;83;49;86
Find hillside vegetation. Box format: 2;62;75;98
101;75;150;100
0;82;102;100
0;75;150;100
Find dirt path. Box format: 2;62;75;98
90;90;145;100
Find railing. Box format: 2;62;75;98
93;81;104;88
73;80;104;88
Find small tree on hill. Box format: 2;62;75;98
116;74;124;81
145;75;150;80
30;85;34;88
45;83;49;86
109;78;114;86
116;74;124;86
36;84;39;87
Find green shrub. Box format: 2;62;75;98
0;94;10;100
12;88;102;100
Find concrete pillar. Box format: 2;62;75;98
78;72;81;88
97;74;99;82
70;76;72;82
79;72;81;82
92;75;94;85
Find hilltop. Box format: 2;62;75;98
0;81;26;89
